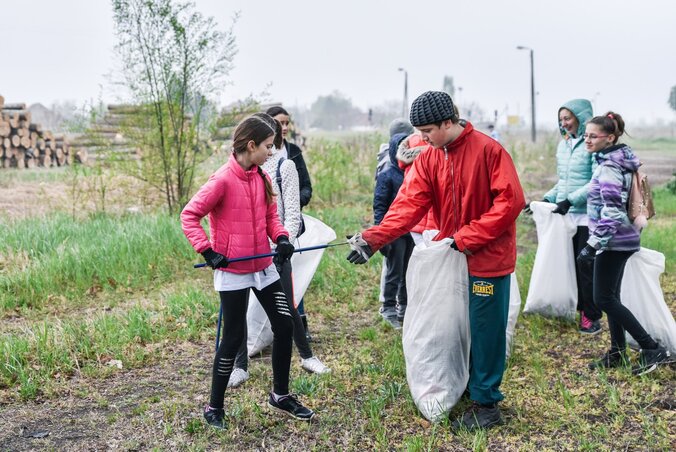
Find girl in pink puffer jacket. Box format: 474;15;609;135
181;114;315;430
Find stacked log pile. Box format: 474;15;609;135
0;94;75;169
68;104;146;163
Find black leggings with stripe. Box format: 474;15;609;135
209;280;293;409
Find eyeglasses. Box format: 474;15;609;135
583;133;609;140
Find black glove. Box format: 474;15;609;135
201;248;229;269
450;239;459;251
552;199;572;215
275;235;295;262
379;244;392;258
576;245;597;264
523;202;534;215
346;233;374;264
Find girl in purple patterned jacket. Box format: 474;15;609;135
579;112;670;375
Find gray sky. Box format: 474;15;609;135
2;0;676;127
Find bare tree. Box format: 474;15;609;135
111;0;237;214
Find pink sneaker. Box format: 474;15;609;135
580;312;593;330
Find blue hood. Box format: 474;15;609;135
558;99;593;138
389;133;408;166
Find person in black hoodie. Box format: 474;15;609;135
373;132;415;328
266;106;314;339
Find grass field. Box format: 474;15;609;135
0;132;674;451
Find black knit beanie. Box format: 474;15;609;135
409;91;456;127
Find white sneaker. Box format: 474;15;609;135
227;368;249;388
301;356;331;374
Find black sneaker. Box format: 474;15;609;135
452;402;503;431
379;306;401;329
588;349;630;370
632;345;671;376
580;320;602;336
203;406;227;430
268;393;315;421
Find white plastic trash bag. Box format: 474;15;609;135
247;214;336;356
524;201;578;320
621;247;676;354
403;236;470;422
506;273;521;358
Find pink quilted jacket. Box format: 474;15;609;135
181;153;288;274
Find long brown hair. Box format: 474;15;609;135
232;115;276;203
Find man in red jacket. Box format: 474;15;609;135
347;91;525;430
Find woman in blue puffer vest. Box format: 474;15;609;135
539;99;602;334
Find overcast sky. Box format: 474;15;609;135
2;0;676;127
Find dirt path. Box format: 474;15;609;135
0;341;212;451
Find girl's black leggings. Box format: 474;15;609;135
209;280;293;409
593;250;657;352
234;259;313;371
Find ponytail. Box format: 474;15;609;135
258;166;275;204
587;111;627;143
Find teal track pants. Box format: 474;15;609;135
467;274;510;405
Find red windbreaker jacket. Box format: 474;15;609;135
363;123;525;277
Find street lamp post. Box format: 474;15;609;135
398;67;408;119
516;46;536;142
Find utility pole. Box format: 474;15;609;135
517;46;536;142
398;67;408;118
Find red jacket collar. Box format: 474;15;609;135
443;121;474;152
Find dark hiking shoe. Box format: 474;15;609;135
589;349;630;370
580;320;602;335
268;393;315;421
452;402;503;431
632;346;671;376
203;406;227;430
380;306;401;329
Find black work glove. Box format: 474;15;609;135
201;248;229;269
576;245;597;264
379;244;392;258
346;233;374;264
450;239;459;251
275;235;295;262
552;199;572;215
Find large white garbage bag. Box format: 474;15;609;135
524;201;578;320
403;236;470;422
621;247;676;354
506;273;522;358
247;214;337;356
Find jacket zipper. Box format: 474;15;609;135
446;145;459;234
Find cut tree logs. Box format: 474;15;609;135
0;94;73;169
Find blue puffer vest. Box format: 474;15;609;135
543;99;595;214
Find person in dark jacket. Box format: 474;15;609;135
266;106;314;339
266;106;312;208
373;132;415;328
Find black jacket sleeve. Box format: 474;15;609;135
287;142;312;208
373;171;393;225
